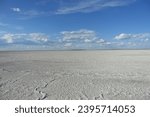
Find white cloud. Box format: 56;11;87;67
17;10;51;20
105;42;111;45
56;0;135;14
1;33;15;43
144;38;149;42
115;33;132;40
22;10;46;17
59;29;114;48
11;8;44;20
0;33;48;44
2;30;148;50
11;8;21;12
64;43;72;47
84;39;92;43
96;39;113;46
59;29;115;49
14;0;136;19
60;29;98;42
96;39;105;43
116;42;125;46
114;33;150;40
127;42;137;46
29;33;48;42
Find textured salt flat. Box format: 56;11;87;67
0;50;150;100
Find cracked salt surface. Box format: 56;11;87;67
0;50;150;100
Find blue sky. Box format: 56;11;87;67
0;0;150;50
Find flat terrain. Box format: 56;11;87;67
0;50;150;100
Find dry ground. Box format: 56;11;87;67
0;50;150;100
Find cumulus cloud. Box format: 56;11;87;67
56;0;135;14
64;43;72;47
11;8;21;12
95;38;113;46
1;33;15;43
2;29;148;50
0;33;48;44
60;29;98;42
59;29;114;49
29;33;48;42
96;39;105;43
114;33;150;40
84;39;93;43
59;29;114;48
115;33;132;40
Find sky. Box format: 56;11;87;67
0;0;150;50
